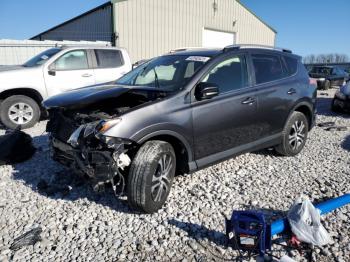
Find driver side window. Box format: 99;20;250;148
202;55;248;94
53;50;89;71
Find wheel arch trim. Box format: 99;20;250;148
136;130;194;163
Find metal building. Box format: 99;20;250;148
31;0;276;62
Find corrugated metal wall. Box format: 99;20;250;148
0;40;111;65
114;0;276;62
31;4;113;42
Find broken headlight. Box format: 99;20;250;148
67;125;84;147
96;118;122;133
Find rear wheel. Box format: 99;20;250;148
275;111;309;156
0;95;40;129
331;99;342;112
127;140;176;213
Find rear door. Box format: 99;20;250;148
92;49;130;83
44;49;96;97
251;53;301;137
192;53;261;164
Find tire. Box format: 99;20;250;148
323;80;331;90
275;111;309;156
127;140;176;213
331;99;342;113
0;95;40;129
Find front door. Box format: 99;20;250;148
44;49;96;97
192;54;260;166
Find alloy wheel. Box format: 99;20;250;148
151;153;173;202
288;120;305;150
8;102;34;125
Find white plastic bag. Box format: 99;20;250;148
287;196;331;246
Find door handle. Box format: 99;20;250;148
241;97;256;105
82;73;92;77
287;88;296;95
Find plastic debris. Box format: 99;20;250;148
10;227;42;251
287;197;331;246
0;129;36;165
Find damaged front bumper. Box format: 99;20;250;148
49;123;135;193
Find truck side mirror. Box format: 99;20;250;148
48;64;56;76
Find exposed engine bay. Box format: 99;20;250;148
45;87;168;194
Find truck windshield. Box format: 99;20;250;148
116;55;211;91
23;48;61;67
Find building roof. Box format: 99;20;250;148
31;0;276;40
30;2;112;40
237;0;277;34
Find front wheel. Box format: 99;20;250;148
275;111;309;156
0;95;40;129
127;140;176;213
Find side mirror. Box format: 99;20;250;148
195;82;219;101
48;70;56;76
48;63;56;76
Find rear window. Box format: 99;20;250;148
252;54;284;84
283;56;298;76
95;49;124;68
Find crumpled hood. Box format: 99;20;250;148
340;82;350;96
43;84;167;109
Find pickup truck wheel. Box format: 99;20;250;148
127;140;176;213
0;95;40;129
275;111;308;156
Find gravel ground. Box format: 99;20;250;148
0;89;349;261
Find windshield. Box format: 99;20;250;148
23;48;61;67
116;55;211;91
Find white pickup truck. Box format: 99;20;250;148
0;46;132;129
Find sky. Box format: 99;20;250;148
0;0;349;58
241;0;350;57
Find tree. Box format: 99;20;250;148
303;53;349;64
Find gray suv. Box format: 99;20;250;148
44;45;317;213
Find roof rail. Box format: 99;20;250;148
169;47;213;53
223;44;292;54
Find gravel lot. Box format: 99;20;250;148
0;89;349;261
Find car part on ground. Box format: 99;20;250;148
44;45;316;213
324;126;348;131
317;121;335;127
0;95;41;129
0;129;36;165
37;179;72;197
10;227;42;251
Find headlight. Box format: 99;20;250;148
318;78;326;81
335;91;346;100
97;118;122;133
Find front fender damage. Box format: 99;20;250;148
50;123;137;195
